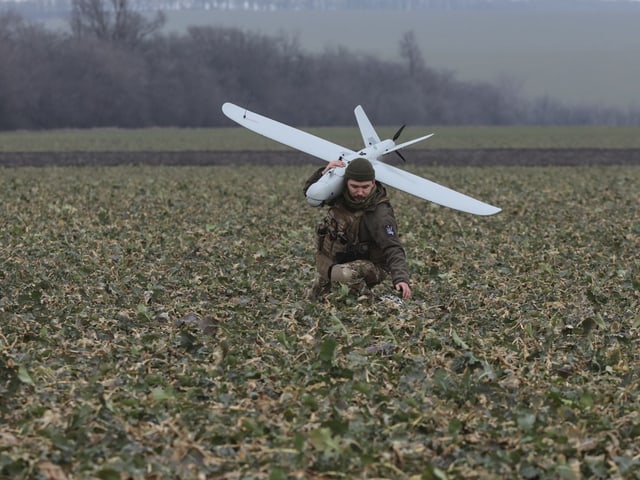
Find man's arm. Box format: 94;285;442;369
369;203;412;297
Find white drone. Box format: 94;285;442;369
222;102;501;216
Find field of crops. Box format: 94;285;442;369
1;160;638;478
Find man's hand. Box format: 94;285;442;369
322;159;346;174
395;282;412;300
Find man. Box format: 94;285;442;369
304;157;412;302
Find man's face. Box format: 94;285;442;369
346;179;375;203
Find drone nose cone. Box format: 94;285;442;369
306;196;323;207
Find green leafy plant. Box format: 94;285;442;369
0;163;638;478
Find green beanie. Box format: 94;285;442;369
345;158;375;181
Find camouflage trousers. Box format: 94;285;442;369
310;252;387;299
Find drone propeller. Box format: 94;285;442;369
393;124;406;141
393;124;407;162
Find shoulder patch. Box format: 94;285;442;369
384;224;396;236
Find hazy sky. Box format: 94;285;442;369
163;8;640;109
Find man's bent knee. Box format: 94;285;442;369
330;264;357;284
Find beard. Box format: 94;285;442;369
344;185;376;210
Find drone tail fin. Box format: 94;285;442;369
354;105;381;148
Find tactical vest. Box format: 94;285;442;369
314;186;391;281
316;205;367;264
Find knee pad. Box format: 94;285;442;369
330;264;355;284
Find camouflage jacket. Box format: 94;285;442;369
304;167;410;286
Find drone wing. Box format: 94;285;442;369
222;102;354;161
372;161;501;216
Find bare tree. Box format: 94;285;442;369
70;0;165;48
399;30;425;77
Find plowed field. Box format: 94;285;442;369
1;148;639;167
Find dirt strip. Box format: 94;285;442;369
1;149;639;167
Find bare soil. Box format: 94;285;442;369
1;149;639;167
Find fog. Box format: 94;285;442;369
163;8;640;110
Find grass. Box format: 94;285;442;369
1;163;638;479
2;126;640;152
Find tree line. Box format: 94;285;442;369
0;1;638;131
4;0;640;15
